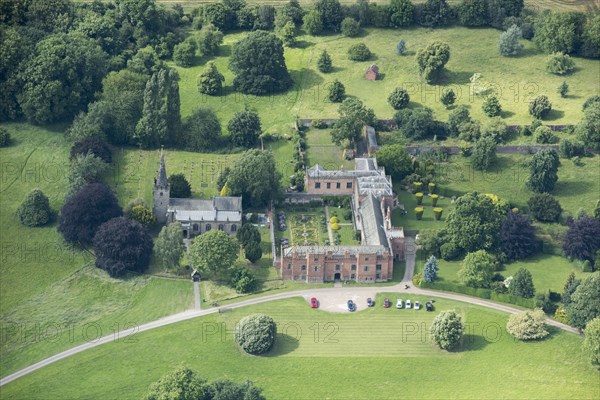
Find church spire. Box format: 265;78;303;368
156;147;168;187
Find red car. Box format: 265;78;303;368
383;298;391;308
310;297;318;308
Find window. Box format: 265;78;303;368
193;224;199;232
346;182;352;189
365;257;369;261
326;182;331;189
231;225;237;232
351;273;355;279
315;182;321;189
335;264;341;271
205;224;211;231
287;264;291;270
314;256;318;261
351;264;356;271
218;224;224;231
336;182;341;189
376;273;381;279
364;266;369;272
301;265;306;270
376;264;382;270
160;192;163;196
314;266;319;272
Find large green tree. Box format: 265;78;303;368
235;313;277;355
506;309;549;341
182;108;222;151
526;149;559;193
374;144;413;180
314;0;343;32
228;110;262;148
534;11;584;54
197;62;224;96
144;366;208;400
457;0;488;26
582;316;600;365
67;153;109;196
576;103;600;150
18;32;108;124
197;23;223;56
509;268;535;298
458;250;497;288
17;189;52;227
226;150;281;208
229;31;292;95
415;42;450;83
471;136;497;171
389;0;414;27
430;310;464;350
154;221;185;271
189;230;239;278
567;272;600;329
168;174;192;198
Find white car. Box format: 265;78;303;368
414;301;421;310
405;299;412;309
396;299;403;309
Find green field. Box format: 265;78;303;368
1;296;597;399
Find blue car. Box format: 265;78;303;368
347;300;356;312
367;298;374;307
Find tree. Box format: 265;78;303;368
546;52;575;75
18;32;108;124
207;379;266;400
182;108;222;151
200;3;228;30
576;103;600;151
534;11;582;54
70;137;112;164
416;42;451;84
235;313;277;354
253;5;276;30
228;109;261;148
328;80;346;103
423;255;439;283
509;268;535;298
500;211;537;261
280;21;297;47
144;366;208;400
448;105;471;137
317;50;333;73
394;108;438;140
418;0;453;27
17;189;52;227
458;250;497;288
229;31;292;95
457;0;488;26
567;272;600;329
534;126;558;144
563;272;581;308
559;138;585;159
506;309;549;340
230;266;257;293
529;95;553;120
389;0;414;27
482;95;502;117
314;0;343;32
583;96;600;111
236;223;261;248
126;204;155;226
168;174;192;198
341;17;360;37
226;150;281;208
440;192;506;255
245;241;263;263
331;98;376;145
441;89;456;108
303;10;323;35
93;217;153;277
563;217;600;262
526;149;559;193
67;153;109;196
197;23;223;56
430;310;464;350
189;230;239;278
498;25;523;56
154;221;185;270
374;144;413;180
59;183;122;245
347;43;372;61
330;118;362;147
471;137;497;171
173;38;197;67
527;193;562;223
582;317;600;365
388;87;410;110
558;81;569;98
0;128;11;147
396;39;406;55
197;62;224;96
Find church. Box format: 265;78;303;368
152;153;243;239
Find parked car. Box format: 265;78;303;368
311;297;318;308
383;298;391;308
414;301;421;310
396;299;403;309
405;299;412;309
367;298;374;307
425;301;433;312
347;300;356;312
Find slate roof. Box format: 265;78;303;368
359;194;389;247
168;196;242;223
156;154;169;187
282;245;387;257
367;64;379;74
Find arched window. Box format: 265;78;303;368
206;224;211;231
218;224;224;231
193;224;199;232
231;224;237;232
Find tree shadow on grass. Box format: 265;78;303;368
552;179;590;197
456;334;488;352
290;68;324;91
294;40;314;49
263;333;300;356
218;44;232;57
543;109;565;121
440;70;473;85
500;110;516;119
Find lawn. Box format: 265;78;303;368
1;295;597;399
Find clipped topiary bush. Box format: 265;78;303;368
434;207;443;220
331;222;341;230
416;192;424;205
235;313;277;355
415;207;424;220
347;43;372;61
431;194;439;207
329;216;338;224
16;188;52;227
413;182;423;192
428;182;436;194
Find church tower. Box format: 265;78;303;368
153;150;170;224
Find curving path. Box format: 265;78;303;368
0;237;580;387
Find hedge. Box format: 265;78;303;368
420;281;536;308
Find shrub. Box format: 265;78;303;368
554;305;569;324
396;39;406;55
197;62;224;96
235;314;277;355
331;222;340;230
173;38;197;67
245;241;263;263
440;242;460;261
529;95;552;119
482;95;502;117
328;80;346;103
17;189;52;227
430;310;464;350
303;10;323;35
413;272;423;286
415;41;450;84
535;291;558;314
329;216;339;223
440;89;456;108
528;193;562;223
431;194;439;207
558;81;569;98
168;174;192;198
416;192;424;205
0;127;11;147
433;207;443;220
559;139;585;158
546;52;575;75
534;126;559;144
388;87;410;110
509;268;535;298
126;204;156;226
506;309;549;340
498;25;523;56
471;137;497;171
70;136;112;163
341;17;360;37
459;250;496;288
231;266;257;293
347;43;371;61
423;255;439;283
583;95;600;111
415;207;424;220
582;317;600;365
317;50;332;73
